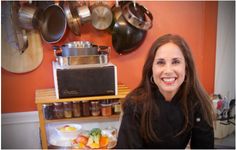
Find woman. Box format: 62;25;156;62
116;34;214;149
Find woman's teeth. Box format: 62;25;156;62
162;78;175;82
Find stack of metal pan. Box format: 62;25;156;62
53;41;110;66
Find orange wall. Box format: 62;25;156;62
1;1;218;113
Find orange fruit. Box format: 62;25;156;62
100;136;109;148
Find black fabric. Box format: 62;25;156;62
116;89;214;149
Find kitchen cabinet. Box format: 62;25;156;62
35;84;130;149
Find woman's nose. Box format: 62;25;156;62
163;64;173;73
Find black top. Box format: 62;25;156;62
116;89;214;149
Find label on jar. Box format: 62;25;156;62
101;104;112;116
53;103;64;119
64;110;72;118
82;101;90;116
73;102;81;117
114;103;121;113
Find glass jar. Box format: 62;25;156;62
82;100;90;116
43;103;54;120
63;102;72;118
72;101;81;117
53;102;64;119
112;100;121;115
91;101;100;116
101;100;112;116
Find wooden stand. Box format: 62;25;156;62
35;84;130;149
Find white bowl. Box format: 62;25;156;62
55;124;82;139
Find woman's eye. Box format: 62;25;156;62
172;60;180;64
156;61;165;65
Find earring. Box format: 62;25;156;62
150;75;155;84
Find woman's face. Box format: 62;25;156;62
152;42;186;100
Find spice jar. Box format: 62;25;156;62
72;101;81;117
63;102;72;118
91;101;100;116
82;100;90;116
53;102;64;119
101;100;112;116
112;100;121;115
43;103;54;120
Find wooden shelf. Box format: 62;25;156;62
45;114;121;124
35;84;130;149
35;84;130;104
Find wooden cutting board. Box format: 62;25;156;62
1;30;44;73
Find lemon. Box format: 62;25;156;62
89;143;100;149
65;126;76;131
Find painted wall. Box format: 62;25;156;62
215;1;235;100
1;1;218;113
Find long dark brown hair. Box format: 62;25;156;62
125;34;214;142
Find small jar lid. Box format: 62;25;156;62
43;103;53;106
82;100;89;103
54;102;62;105
91;101;100;104
101;103;112;107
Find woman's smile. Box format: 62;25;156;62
161;77;177;85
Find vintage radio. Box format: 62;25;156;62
52;62;118;98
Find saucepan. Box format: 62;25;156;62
8;1;29;53
17;4;40;30
63;1;81;35
122;2;153;31
63;1;91;35
76;1;91;25
52;41;110;66
39;4;67;43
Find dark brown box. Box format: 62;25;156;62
53;62;117;98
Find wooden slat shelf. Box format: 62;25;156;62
35;84;130;104
35;84;130;149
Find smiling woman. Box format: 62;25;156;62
116;34;215;149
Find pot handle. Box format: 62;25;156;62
52;45;62;57
98;46;110;55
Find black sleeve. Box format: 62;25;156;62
115;100;144;148
190;104;214;149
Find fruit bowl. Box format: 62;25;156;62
55;124;82;139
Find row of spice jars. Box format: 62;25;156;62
42;99;121;120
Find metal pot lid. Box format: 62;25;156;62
91;3;113;30
62;41;95;48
